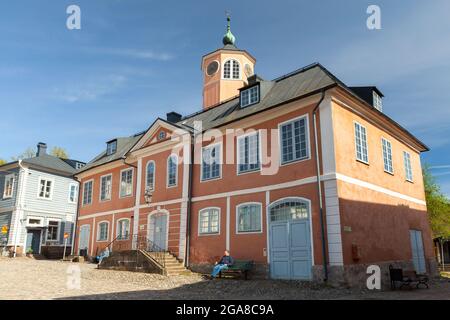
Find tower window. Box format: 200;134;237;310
223;59;240;79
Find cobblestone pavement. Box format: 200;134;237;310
0;258;449;300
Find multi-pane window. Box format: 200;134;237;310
201;144;221;181
199;208;220;235
167;155;178;187
38;178;53;199
403;151;413;182
223;59;240;79
373;92;383;112
237;132;260;174
117;219;130;240
83;180;93;205
97;222;109;241
68;183;78;203
354;122;369;163
237;203;262;233
241;86;259;108
146;161;155;190
100;174;112;201
120;169;133;197
381;138;393;174
280;117;309;164
3;174;14;198
106;140;117;155
47;220;59;241
270;200;309;222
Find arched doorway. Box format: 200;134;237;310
147;210;169;251
268;197;312;280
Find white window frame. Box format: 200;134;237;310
145;160;156;191
240;85;259;108
198;207;221;236
106;140;117;155
403;151;413;182
278;114;311;166
68;182;78;204
373;91;383;112
167;154;178;188
82;179;94;206
37;177;54;200
116;218;131;240
46;219;60;242
354;121;369;164
237;131;261;175
381;137;394;174
222;59;241;80
119;168;134;198
2;174;15;199
97;220;109;242
236;202;263;234
100;173;113;202
200;142;222;182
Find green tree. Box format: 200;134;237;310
423;165;450;239
0;159;7;166
50;146;69;159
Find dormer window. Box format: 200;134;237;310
240;85;259;108
106;140;117;156
158;131;166;140
373;91;383;111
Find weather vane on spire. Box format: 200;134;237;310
222;10;235;46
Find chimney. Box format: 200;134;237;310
36;142;47;157
166;112;182;123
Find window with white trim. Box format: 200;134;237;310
373;92;383;112
46;220;59;241
403;151;413;182
354;122;369;163
237;203;262;233
100;174;112;201
280;116;309;164
199;208;220;235
68;183;78;203
167;155;178;187
97;222;109;241
201;144;221;181
82;180;93;205
146;161;155;190
240;86;259;108
117;219;130;240
38;178;53;199
223;59;240;79
237;132;260;174
3;174;14;199
120;169;133;197
106;140;117;155
381;138;393;174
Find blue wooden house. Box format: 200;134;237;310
0;142;84;258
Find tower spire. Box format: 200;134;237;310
222;13;236;46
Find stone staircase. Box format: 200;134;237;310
143;251;191;276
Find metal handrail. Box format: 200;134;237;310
134;234;166;268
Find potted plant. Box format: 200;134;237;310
26;248;33;257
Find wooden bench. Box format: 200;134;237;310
389;265;429;290
219;260;254;280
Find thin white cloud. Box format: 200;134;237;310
53;74;127;103
85;47;174;61
430;165;450;170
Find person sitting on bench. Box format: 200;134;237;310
96;247;110;265
211;250;234;278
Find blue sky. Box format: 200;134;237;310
1;0;450;196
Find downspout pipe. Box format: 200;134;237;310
184;133;195;267
312;90;329;281
72;175;81;256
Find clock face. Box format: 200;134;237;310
245;64;253;77
206;61;219;76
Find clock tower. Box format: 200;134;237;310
201;16;256;110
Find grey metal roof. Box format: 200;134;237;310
22;154;77;175
76;133;143;174
179;63;336;131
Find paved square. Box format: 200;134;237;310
0;258;448;300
